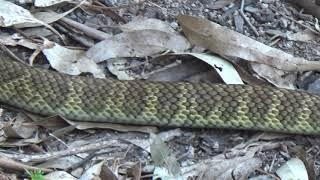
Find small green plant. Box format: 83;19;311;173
26;169;45;180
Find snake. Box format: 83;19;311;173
1;58;320;135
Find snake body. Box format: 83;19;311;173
1;59;320;135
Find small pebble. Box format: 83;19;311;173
171;2;179;8
208;11;217;20
170;21;179;29
279;17;288;28
258;26;265;35
260;3;269;9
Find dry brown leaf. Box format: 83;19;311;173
32;2;86;27
0;134;41;147
0;0;63;38
64;119;158;134
120;17;176;34
3;113;38;139
86;30;190;63
209;0;235;9
248;132;290;142
0;33;39;49
0;0;46;27
177;15;320;71
38;156;83;170
42;40;105;78
32;11;72;27
22;27;53;37
251;63;296;89
79;161;105;180
0;33;20;46
151;134;181;178
205;158;262;179
100;164;118;180
26;114;69;130
126;129;183;153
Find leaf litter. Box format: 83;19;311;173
86;29;191;63
0;0;320;179
0;0;62;38
178;15;320;71
119;17;177;34
276;158;308;180
42;39;105;78
2;113;38;139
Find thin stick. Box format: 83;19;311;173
60;17;111;40
65;150;100;171
0;43;27;65
0;156;52;173
255;168;281;180
240;0;259;36
1;140;125;163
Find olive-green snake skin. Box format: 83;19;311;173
1;59;320;135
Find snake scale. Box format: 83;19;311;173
1;58;320;135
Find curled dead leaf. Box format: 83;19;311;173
177;15;320;71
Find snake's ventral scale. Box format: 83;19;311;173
1;59;320;135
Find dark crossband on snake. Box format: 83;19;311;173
1;58;320;135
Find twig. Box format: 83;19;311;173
0;156;52;173
0;140;126;163
55;23;95;47
13;28;43;43
0;43;27;65
268;37;281;47
139;60;182;79
48;133;69;148
141;56;149;76
268;153;277;172
40;125;76;142
255;168;281;180
65;150;100;171
28;48;42;66
60;17;111;40
239;0;259;36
